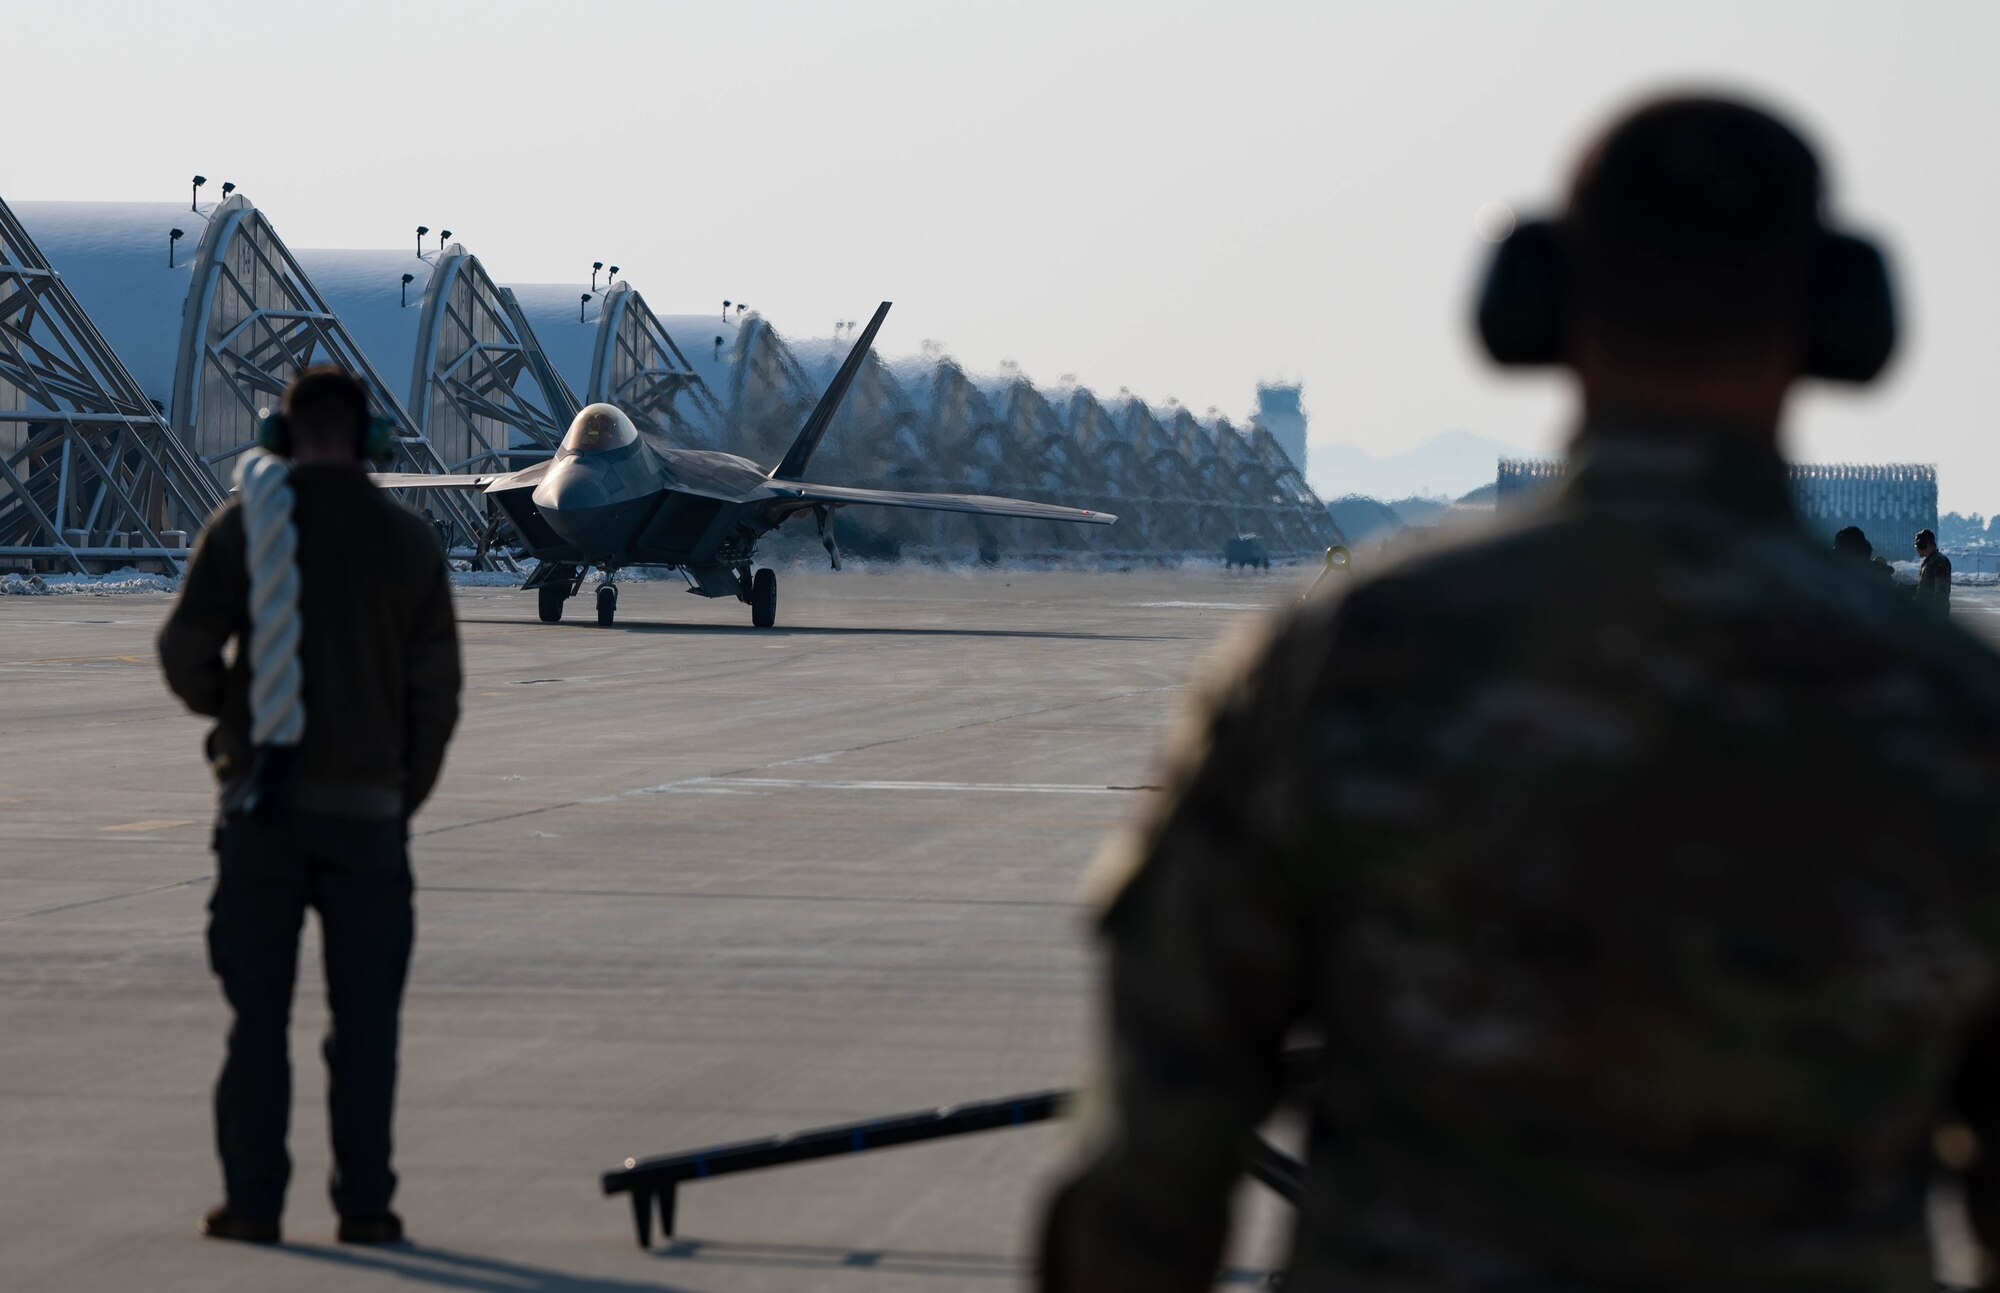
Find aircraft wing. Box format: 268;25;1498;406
369;472;509;490
768;481;1116;525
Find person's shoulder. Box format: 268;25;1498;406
193;497;246;549
1290;507;1581;637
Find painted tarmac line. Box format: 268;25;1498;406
0;875;209;924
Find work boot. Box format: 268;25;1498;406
201;1205;280;1244
337;1212;405;1244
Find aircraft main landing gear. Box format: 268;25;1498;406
538;583;567;623
597;581;618;627
750;568;777;628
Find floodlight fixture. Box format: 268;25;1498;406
607;265;619;281
592;261;604;290
191;175;207;211
416;226;429;256
401;272;416;308
440;229;451;248
220;181;236;198
580;292;593;323
168;228;185;268
722;299;732;318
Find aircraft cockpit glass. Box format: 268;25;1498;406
561;405;639;455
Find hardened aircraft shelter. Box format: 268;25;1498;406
692;313;1341;562
8;196;504;569
3;187;1338;571
0;197;225;571
296;244;579;476
507;283;727;454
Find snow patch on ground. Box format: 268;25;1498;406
2;568;180;596
1887;561;1996;586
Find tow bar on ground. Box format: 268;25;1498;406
601;1050;1321;1247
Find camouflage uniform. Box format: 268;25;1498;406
1920;549;1954;615
1041;414;2000;1293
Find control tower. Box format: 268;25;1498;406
1252;383;1307;475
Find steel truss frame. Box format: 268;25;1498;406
410;249;578;472
170;196;509;569
1234;424;1337;553
0;198;227;572
590;285;727;452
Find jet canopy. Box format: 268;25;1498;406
561;404;639;456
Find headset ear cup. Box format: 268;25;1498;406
362;415;396;464
1804;230;1897;383
1476;219;1566;366
255;410;290;456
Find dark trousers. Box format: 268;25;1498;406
206;812;413;1220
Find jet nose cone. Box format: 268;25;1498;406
532;457;654;556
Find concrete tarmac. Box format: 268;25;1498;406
2;564;1308;1292
13;565;1998;1291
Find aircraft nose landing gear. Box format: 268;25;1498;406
596;581;619;627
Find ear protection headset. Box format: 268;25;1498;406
255;405;397;463
1475;217;1897;383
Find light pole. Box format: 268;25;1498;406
416;226;429;257
580;293;592;324
191;175;206;212
401;272;415;307
168;228;184;268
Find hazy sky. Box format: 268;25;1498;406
9;1;1997;507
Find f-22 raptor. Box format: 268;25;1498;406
379;303;1115;628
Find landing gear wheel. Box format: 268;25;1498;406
596;583;618;627
538;583;566;623
750;568;777;628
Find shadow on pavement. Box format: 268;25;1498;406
652;1235;1022;1280
281;1242;694;1292
460;618;1176;643
647;1237;1274;1285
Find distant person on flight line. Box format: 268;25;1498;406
1917;527;1953;614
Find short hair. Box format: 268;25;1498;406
282;365;370;455
1832;526;1872;561
1566;97;1823;364
1916;528;1938;548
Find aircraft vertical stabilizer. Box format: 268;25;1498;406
769;301;891;481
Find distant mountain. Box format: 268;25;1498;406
1310;431;1532;504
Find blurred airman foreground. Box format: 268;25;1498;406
1041;96;2000;1293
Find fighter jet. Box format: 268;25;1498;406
375;302;1114;627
